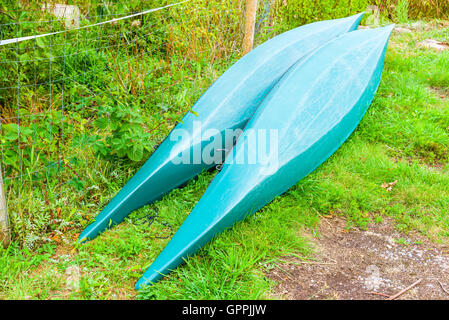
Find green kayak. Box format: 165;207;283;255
136;25;394;289
79;14;363;243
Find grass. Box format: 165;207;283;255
1;16;449;299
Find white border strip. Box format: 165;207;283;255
0;0;190;46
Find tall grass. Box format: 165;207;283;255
374;0;449;20
395;0;410;23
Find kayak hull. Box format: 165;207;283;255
136;25;394;289
79;14;364;243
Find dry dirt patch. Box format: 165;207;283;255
267;217;449;300
429;86;449;100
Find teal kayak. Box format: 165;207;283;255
79;14;363;243
136;25;394;289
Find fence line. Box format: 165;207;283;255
0;0;278;248
0;165;9;247
0;0;191;46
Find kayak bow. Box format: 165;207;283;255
136;25;394;289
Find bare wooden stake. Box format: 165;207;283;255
243;0;258;55
367;291;391;298
437;279;449;296
0;168;10;248
387;278;422;300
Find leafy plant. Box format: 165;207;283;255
91;102;154;162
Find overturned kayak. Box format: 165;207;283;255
136;25;394;289
79;14;364;243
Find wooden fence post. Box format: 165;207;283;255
243;0;258;55
0;168;10;248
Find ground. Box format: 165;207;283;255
264;20;449;300
268;217;449;300
1;19;449;300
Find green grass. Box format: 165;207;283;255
1;20;449;299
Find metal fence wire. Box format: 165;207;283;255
0;0;279;248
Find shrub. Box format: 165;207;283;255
269;0;370;32
374;0;449;20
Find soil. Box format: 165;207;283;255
429;86;449;100
267;217;449;300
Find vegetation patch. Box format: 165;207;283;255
0;1;448;299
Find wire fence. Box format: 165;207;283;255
0;0;278;248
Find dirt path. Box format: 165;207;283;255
267;218;449;300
